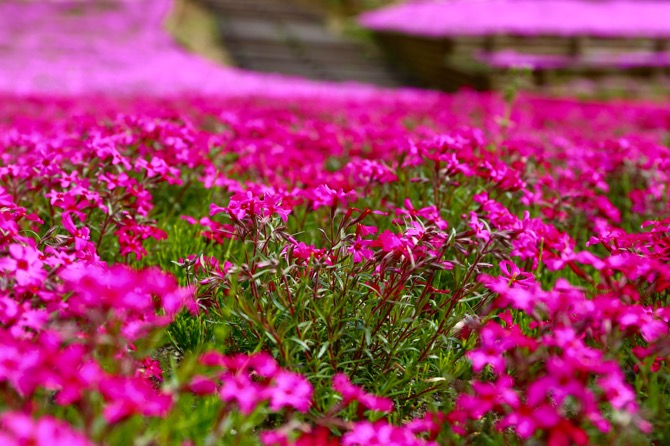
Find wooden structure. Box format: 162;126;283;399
373;32;670;91
361;1;670;92
200;0;402;86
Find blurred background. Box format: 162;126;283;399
3;0;670;98
169;0;670;97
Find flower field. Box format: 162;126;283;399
1;90;670;445
3;1;670;445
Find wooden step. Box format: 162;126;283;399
200;0;402;86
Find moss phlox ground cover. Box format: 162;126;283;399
0;92;669;445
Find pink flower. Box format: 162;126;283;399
248;352;280;378
348;236;374;262
211;192;291;223
0;244;46;287
358;224;378;236
479;273;537;313
343;421;435;446
114;219;167;260
285;241;324;262
497;403;561;439
267;371;313;413
220;373;266;415
0;337;43;396
0;412;95;446
456;376;518;419
137;357;163;383
375;230;408;253
466;321;537;374
100;376;173;423
188;375;218;395
262;426;340;446
311;185;356;210
397;199;448;230
499;261;535;288
200;351;278;377
62;212;92;252
333;373;393;412
262;193;292;222
467;212;490;243
527;358;590;407
597;370;638;412
137;156;182;185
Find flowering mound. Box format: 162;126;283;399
0;0;396;97
359;0;670;39
0;90;669;445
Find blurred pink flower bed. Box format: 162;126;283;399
360;0;670;38
0;0;393;97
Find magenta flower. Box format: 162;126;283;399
526;358;590;407
357;224;378;236
267;371;313;413
285;241;324;262
597;370;638;412
0;244;46;287
137;156;182;185
345;159;397;184
0;412;95;446
466;321;535;374
189;375;218;396
467;212;490;243
248;352;280;378
100;376;173;424
62;213;92;252
375;230;408;253
311;185;356;210
262;193;292;222
333;373;393;412
45;190;91;222
348;236;374;263
497;403;561;439
499;261;535;288
220;373;267;415
479;273;537;313
0;338;42;396
456;376;519;419
397;199;448;230
262;426;340;446
343;421;435;446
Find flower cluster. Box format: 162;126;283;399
1;27;670;442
